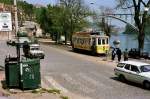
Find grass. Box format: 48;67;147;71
46;88;61;94
32;88;61;94
60;95;69;99
31;88;70;99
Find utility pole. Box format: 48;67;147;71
14;0;20;64
14;0;18;35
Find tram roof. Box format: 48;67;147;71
73;31;108;37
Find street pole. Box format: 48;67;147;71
14;0;20;61
14;0;20;59
14;0;23;88
14;0;18;35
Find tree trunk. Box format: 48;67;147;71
136;11;147;55
138;30;145;54
65;32;67;45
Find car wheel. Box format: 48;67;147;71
73;48;78;52
143;81;150;89
119;75;126;82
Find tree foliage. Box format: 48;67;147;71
94;6;117;37
0;0;35;21
35;7;52;35
58;0;90;44
34;0;90;44
17;1;34;21
116;0;150;52
0;0;13;4
0;0;91;44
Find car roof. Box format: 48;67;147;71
120;61;150;67
30;44;39;47
18;38;31;44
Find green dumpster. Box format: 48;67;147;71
5;57;20;88
20;58;41;89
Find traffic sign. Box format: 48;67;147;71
0;12;12;31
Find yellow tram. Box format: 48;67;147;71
72;31;109;55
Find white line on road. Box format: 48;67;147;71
62;73;94;94
44;76;69;93
41;80;49;88
77;72;107;88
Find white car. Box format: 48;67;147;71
29;44;45;59
7;37;31;46
114;61;150;89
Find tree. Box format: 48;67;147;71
33;0;90;44
17;1;35;21
124;24;137;34
95;17;113;37
93;6;116;37
47;5;64;42
116;0;150;53
35;7;52;35
0;0;13;4
0;0;35;21
58;0;90;44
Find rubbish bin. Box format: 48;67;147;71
5;57;20;88
20;58;41;89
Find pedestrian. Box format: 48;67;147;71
111;47;116;61
116;48;122;62
124;48;128;61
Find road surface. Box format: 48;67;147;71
1;40;150;99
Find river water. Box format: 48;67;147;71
110;34;150;53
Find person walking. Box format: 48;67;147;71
116;48;122;62
124;48;128;61
111;47;116;61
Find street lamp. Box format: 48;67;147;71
113;40;120;48
144;7;149;12
90;2;94;5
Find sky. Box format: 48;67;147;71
25;0;57;5
25;0;116;8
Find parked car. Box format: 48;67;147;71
7;37;31;47
114;61;150;89
28;44;45;59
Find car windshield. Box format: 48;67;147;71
140;65;150;72
31;47;39;50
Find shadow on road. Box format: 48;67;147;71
69;49;107;58
110;77;145;90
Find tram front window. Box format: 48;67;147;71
106;38;108;44
102;39;105;44
98;38;102;45
98;38;101;45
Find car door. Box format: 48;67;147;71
123;64;131;80
128;65;142;83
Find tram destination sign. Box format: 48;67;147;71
0;12;12;31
